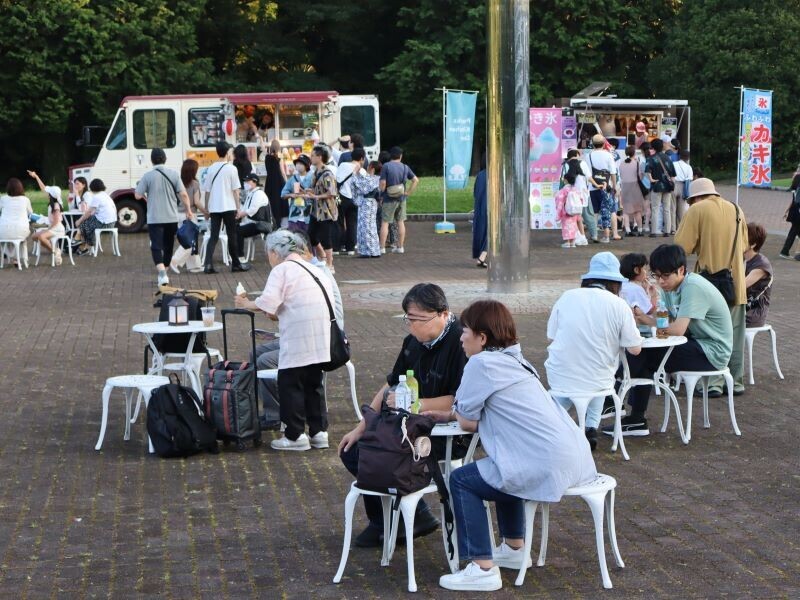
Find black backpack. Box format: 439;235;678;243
147;378;219;458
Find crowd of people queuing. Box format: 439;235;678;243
551;130;695;248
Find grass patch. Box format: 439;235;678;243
406;177;475;214
771;178;792;188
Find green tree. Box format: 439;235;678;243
649;0;800;171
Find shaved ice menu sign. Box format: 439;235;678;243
529;108;562;230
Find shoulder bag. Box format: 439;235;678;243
154;167;182;208
386;165;408;199
356;403;455;560
290;260;350;371
655;154;675;192
697;204;740;305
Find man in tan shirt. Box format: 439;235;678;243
675;178;749;395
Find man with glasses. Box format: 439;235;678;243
603;244;733;437
338;283;467;548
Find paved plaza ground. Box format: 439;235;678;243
0;184;797;598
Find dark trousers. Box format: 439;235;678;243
340;443;432;531
148;222;178;266
205;211;241;268
237;222;262;258
337;195;358;251
278;363;326;440
626;338;715;416
780;221;800;255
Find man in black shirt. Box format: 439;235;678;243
339;283;467;547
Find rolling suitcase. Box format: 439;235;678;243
202;308;262;450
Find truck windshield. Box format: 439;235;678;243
106;110;127;150
341;106;376;146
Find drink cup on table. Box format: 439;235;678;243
201;306;215;327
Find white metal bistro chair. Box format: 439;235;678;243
95;375;169;453
92;227;121;256
516;474;624;589
0;239;29;269
745;324;784;385
548;388;629;460
33;234;75;266
668;367;740;444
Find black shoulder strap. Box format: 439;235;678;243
729;204;741;268
426;454;455;560
289;260;336;323
154;167;181;206
209;163;226;192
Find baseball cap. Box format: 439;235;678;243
243;173;259;184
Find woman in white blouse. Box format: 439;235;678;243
0;178;33;264
235;229;334;452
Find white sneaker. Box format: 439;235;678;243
346;251;356;256
157;270;170;286
309;431;329;449
492;542;532;570
381;247;386;255
169;262;180;275
54;248;63;266
270;434;310;451
575;236;589;246
439;562;502;591
560;242;574;249
392;247;405;254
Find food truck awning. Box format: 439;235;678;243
121;91;340;106
570;98;689;108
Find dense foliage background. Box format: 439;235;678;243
1;0;797;182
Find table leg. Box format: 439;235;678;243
142;333;165;376
95;383;112;450
183;333;202;395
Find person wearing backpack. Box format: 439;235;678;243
561;149;593;244
645;138;677;237
135;148;193;286
555;170;582;248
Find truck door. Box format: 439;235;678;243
338;95;381;161
129;101;183;183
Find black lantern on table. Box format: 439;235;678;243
168;294;190;326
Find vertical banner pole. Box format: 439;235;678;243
443;87;448;223
736;85;744;206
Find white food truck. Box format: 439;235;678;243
69;91;380;232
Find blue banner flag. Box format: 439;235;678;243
445;91;478;189
739;88;773;187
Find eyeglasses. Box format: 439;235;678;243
402;313;439;326
652;271;677;281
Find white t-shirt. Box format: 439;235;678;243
335;162;361;199
674;160;693;182
89;191;117;223
545;287;642;393
620;281;653;312
202;161;240;213
241;187;269;225
586;150;617;190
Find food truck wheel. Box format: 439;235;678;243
116;198;145;233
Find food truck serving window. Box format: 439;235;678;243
341;106;376;146
277;104;320;141
133;109;176;149
189;108;225;147
106;110;127;150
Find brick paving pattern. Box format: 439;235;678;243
0;189;797;598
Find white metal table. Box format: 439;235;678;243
619;335;687;439
133;320;223;395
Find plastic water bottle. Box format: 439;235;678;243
395;375;412;411
406;370;420;413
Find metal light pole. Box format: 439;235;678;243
486;0;530;293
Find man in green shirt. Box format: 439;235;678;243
604;244;732;437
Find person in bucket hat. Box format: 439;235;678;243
545;252;643;449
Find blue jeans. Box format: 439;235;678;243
450;462;525;561
553;395;604;429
